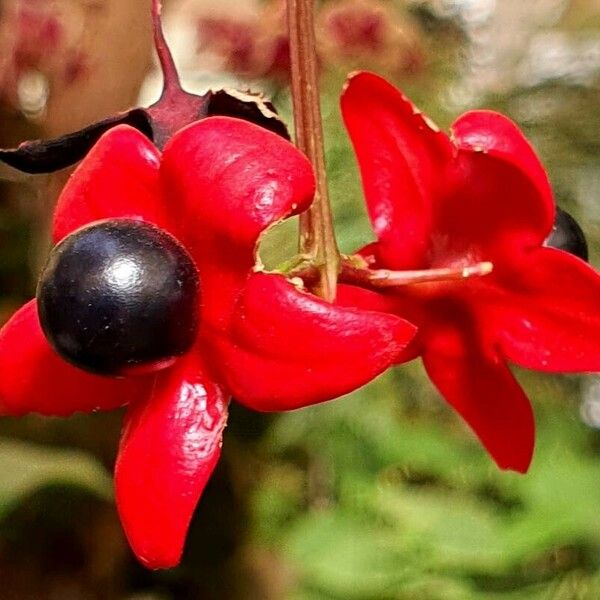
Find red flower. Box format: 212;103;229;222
340;71;600;474
0;116;415;568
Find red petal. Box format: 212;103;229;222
452;110;554;231
0;300;151;416
336;282;399;313
422;308;535;473
162;117;314;248
336;283;421;363
53;125;167;243
208;273;416;411
433;111;555;262
489;247;600;372
341;71;453;269
161;117;315;327
115;351;228;569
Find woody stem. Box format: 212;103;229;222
287;0;341;302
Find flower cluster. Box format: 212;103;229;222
0;1;599;571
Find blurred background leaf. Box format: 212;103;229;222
0;437;112;516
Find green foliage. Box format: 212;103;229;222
0;437;112;519
253;369;600;599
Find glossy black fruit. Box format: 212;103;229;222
544;206;588;261
37;219;200;376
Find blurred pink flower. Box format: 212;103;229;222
318;0;424;76
195;0;423;82
197;16;259;74
0;0;87;111
197;0;292;81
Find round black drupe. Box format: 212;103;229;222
37;219;200;376
544;206;588;261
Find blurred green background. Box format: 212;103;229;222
1;0;600;598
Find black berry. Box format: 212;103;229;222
544;207;588;261
37;219;200;376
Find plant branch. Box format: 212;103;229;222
287;0;341;302
342;261;494;288
287;260;494;290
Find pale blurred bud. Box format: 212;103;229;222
318;0;424;77
197;15;260;74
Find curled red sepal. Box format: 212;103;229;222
0;300;152;416
0;116;415;567
341;71;600;473
53;125;167;243
211;273;416;411
115;348;228;569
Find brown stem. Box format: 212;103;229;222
287;0;340;302
343;261;493;288
288;260;494;290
